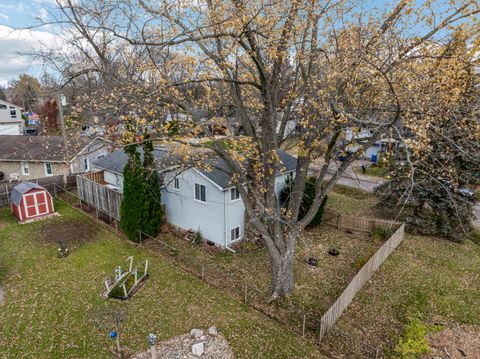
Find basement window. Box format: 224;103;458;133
230;227;240;242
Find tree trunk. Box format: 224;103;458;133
270;249;295;299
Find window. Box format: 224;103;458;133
84;158;89;171
230;187;240;201
230;227;240;242
21;161;29;175
97;153;106;159
174;177;180;190
194;183;206;202
10;110;16;118
44;162;53;176
286;171;294;181
0;104;6;109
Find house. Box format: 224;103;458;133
344;127;398;162
10;182;55;223
91;147;297;247
0;135;108;181
0;99;23;135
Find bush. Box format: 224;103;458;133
469;229;480;245
394;318;430;358
370;225;394;241
194;230;203;244
142;134;163;236
279;177;328;227
120;145;148;242
393;317;442;359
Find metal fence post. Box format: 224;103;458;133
302;314;306;337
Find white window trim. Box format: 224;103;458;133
24;192;48;218
230;188;240;202
229;226;241;242
194;183;207;204
174;177;180;191
21;161;30;176
44;162;53;176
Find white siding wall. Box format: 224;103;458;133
0;101;22;123
103;171;123;190
70;144;108;174
97;167;294;248
0;123;22;135
162;169;228;246
224;188;245;245
274;171;294;199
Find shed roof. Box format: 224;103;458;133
10;182;45;206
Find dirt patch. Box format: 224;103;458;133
425;324;480;359
40;220;97;247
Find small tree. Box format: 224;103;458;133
280;177;328;228
120;144;147;242
142;133;163;236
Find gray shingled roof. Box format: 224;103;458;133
93;148;297;190
93;148;175;174
196;150;297;189
0;135;90;162
10;182;45;206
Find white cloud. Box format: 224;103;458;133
0;13;9;21
0;25;61;85
37;8;49;22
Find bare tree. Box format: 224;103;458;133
33;0;480;299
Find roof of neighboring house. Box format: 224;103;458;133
0;99;22;109
10;182;45;206
93;147;178;175
0;135;99;162
93;146;297;190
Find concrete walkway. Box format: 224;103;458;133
309;160;385;193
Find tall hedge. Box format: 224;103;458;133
280;177;328;227
142;134;163;236
120;144;148;242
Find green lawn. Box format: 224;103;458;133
321;227;480;357
0;201;320;359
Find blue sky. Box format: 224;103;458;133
0;0;457;86
0;0;59;85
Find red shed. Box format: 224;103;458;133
10;182;55;222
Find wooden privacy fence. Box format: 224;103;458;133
318;223;405;341
0;174;77;206
76;174;123;220
323;208;401;233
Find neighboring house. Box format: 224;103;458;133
0;135;108;181
0;99;23;135
80;124;106;137
344;127;398;162
92;147;297;247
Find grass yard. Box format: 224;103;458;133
153;224;385;318
354;165;390;178
0;201;320;359
321;233;480;357
146;185;480;357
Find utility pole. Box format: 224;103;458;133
58;93;67;139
